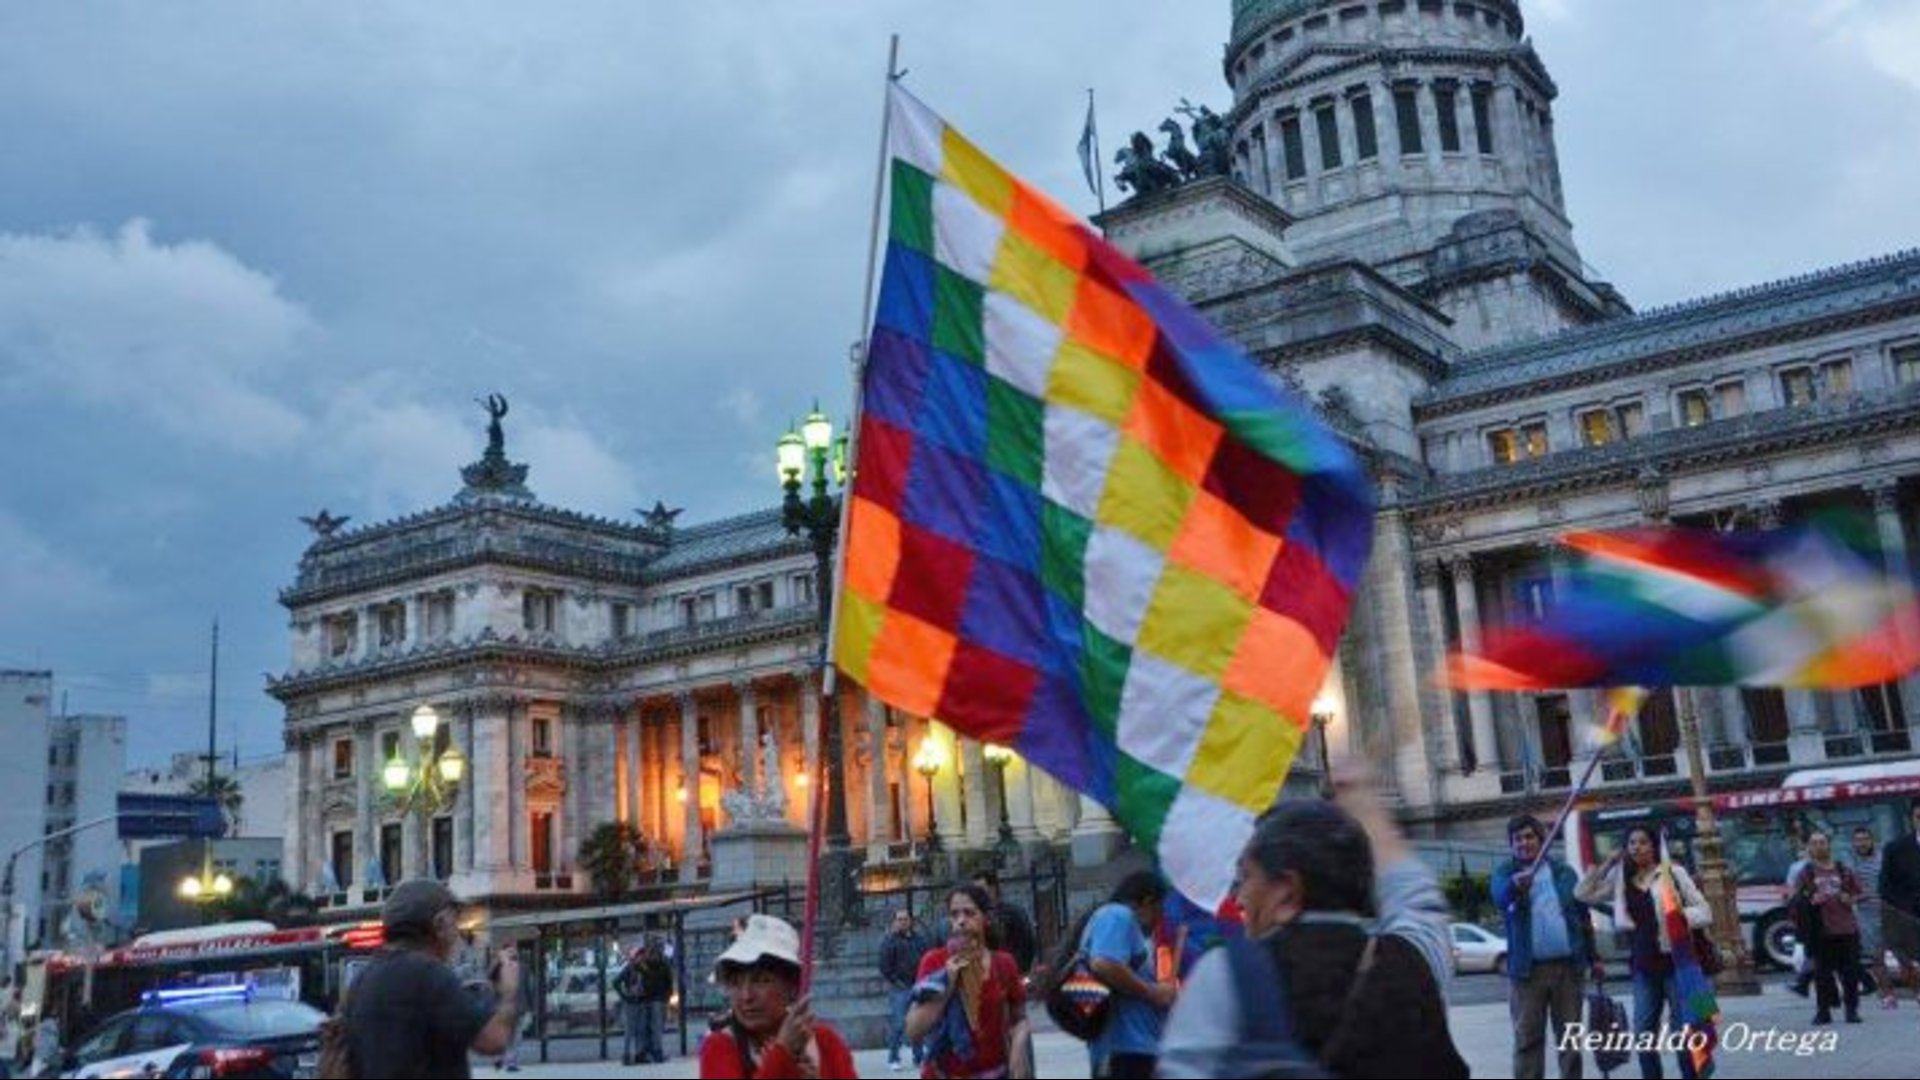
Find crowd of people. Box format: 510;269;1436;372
293;777;1920;1079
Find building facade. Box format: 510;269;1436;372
44;713;126;945
273;0;1920;918
0;671;52;960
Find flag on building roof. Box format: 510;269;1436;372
833;85;1375;910
1446;519;1920;693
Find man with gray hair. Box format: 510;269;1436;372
340;879;522;1078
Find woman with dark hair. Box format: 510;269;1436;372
698;915;857;1079
1576;825;1712;1079
905;884;1031;1079
1157;764;1465;1078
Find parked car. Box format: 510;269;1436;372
544;965;620;1034
1449;922;1508;975
56;986;323;1079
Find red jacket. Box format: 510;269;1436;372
698;1022;858;1079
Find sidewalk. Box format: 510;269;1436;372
474;984;1920;1078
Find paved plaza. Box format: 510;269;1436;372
474;981;1918;1079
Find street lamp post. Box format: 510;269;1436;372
1677;688;1762;995
982;744;1022;869
381;705;467;880
912;739;944;859
778;405;860;923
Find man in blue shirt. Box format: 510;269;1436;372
1083;870;1176;1079
1491;815;1601;1080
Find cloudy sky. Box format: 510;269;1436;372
5;0;1920;769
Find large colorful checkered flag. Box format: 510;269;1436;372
834;85;1375;909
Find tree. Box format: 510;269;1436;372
579;822;648;899
189;773;246;836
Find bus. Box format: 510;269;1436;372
1566;757;1920;970
26;920;384;1048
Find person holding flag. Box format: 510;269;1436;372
1576;827;1714;1079
1493;813;1602;1080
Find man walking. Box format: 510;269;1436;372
341;879;523;1078
972;869;1039;973
1881;803;1920;1005
1492;814;1601;1080
878;908;931;1071
1851;827;1886;1003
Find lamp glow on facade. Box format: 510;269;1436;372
913;738;945;778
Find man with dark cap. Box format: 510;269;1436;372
340;879;523;1078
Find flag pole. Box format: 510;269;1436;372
1524;693;1641;879
801;31;901;995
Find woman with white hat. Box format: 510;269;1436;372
699;913;858;1079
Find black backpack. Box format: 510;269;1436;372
1215;937;1334;1079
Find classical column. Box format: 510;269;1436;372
1449;556;1502;773
799;672;822;791
1029;767;1069;840
1370;79;1400;184
1416;80;1443;167
1414;559;1462;772
865;695;890;858
508;707;528;881
960;738;992;849
626;709;645;828
352;720;375;893
1071;795;1123;867
930;722;964;849
284;730;309;893
1869;479;1920;731
678;691;701;883
736;679;759;795
454;710;475;876
1006;756;1040;843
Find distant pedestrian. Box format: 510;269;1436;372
1158;764;1467;1078
339;879;524;1079
907;884;1033;1079
486;939;533;1072
615;945;648;1065
699;915;856;1079
1850;826;1891;1007
1880;803;1920;1006
878;908;931;1072
636;938;674;1064
1493;814;1601;1080
1793;830;1865;1025
972;869;1039;974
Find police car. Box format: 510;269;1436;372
58;984;324;1079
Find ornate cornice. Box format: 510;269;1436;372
1407;384;1920;514
1230;43;1552;128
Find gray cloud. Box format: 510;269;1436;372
2;0;1917;765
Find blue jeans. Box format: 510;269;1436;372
887;985;922;1065
1631;969;1698;1080
622;1001;646;1062
641;1000;667;1062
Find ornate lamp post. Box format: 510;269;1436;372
1310;695;1336;777
382;704;467;819
778;405;859;922
912;738;944;856
982;743;1022;868
1678;688;1762;995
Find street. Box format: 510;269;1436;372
474;978;1917;1079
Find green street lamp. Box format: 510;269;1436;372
384;704;466;817
777;404;858;922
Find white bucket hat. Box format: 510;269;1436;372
713;914;802;976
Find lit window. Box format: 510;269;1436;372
1521;422;1548;458
1487;429;1519;465
1676;389;1711;428
1578;409;1612;447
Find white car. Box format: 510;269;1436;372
1449;922;1508;975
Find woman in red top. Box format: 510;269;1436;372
698;914;858;1079
905;884;1032;1079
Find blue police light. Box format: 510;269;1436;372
141;984;253;1007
